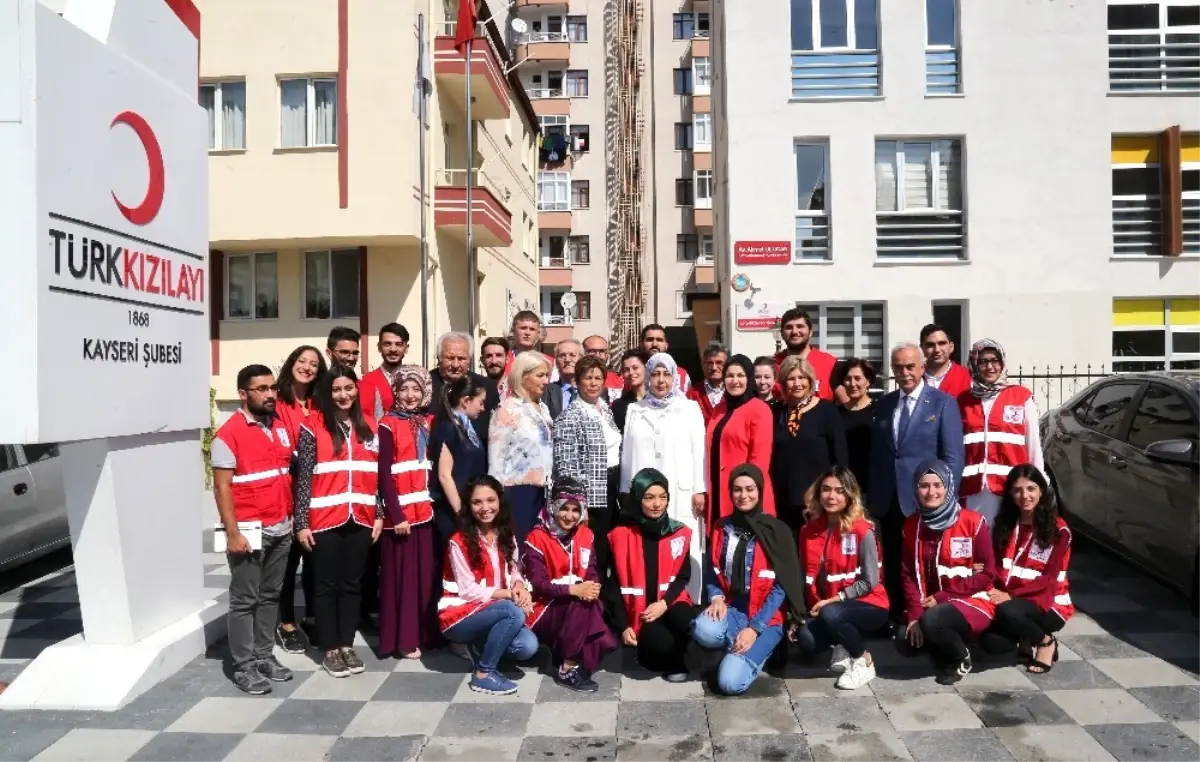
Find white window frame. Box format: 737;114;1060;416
1111;156;1163;257
568;235;590;264
924;0;961;94
876;139;962;213
695;169;714;209
796;302;888;374
795;140;831;261
224;252;278;321
693;112;713;151
924;0;959;51
1107;0;1200;92
693;12;711;38
800;0;878;51
527;70;567;99
676;290;694;319
302;249;360;321
1111;299;1200;370
539;114;570;134
279;76;338;148
522;14;568;43
538;170;571;211
200;80;246;151
565;70;589;97
692;57;712;94
571;179;591;209
699;234;714;263
540;235;567;267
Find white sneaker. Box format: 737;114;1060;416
836;655;876;690
829;644;851;674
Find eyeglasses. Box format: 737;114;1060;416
977;358;1003;368
246;384;279;394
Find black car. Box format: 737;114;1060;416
1041;372;1199;607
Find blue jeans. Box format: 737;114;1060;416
794;600;889;659
691;607;784;695
445;600;539;673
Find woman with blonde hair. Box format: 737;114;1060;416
794;466;889;690
488;351;554;542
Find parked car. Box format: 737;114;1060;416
0;444;69;570
1041;372;1199;608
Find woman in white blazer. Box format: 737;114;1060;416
620;353;708;601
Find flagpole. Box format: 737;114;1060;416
418;13;430;367
464;34;477;370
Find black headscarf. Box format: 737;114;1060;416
626;468;684;539
722;354;757;411
725;463;808;619
709;354;759;522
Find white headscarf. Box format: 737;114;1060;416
644;353;685;409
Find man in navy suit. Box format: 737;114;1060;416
868;342;965;618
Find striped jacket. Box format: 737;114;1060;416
551;397;616;513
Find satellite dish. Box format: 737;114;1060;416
560;290;578;320
511;17;528;34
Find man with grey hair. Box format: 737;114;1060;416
868;341;965;621
545;338;583;419
430;331;499;439
687;340;728;422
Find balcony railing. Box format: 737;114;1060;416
790;50;880;98
1112;197;1163;256
542;313;574;326
695;196;713;210
875;211;965;259
1185;197;1200;255
540;256;568;267
795;213;831;261
925;47;961;95
537;197;570;212
437;167;507;202
1108;36;1200;92
517;31;569;44
526;87;566;99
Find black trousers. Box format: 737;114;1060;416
992;598;1065;646
278;539;316;625
360;538;381;619
895;602;971;668
311;522;373;651
635;602;693;674
587;466;620;580
879;500;907;619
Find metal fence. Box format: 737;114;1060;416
871;365;1111;413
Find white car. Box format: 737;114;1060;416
0;443;69;570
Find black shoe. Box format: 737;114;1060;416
323;650;351;678
341;647;366;674
256;654;294;682
554;666;599;693
275;624;309;655
935;652;972;685
232;663;272;695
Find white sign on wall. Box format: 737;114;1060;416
0;0;209;443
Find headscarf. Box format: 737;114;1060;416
542;475;588;541
725;464;808;619
390;365;433;459
914;459;960;532
626;468;684;539
722;355;756;412
643;354;685;409
968;339;1008;401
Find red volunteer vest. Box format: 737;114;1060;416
902;509;995;619
999;518;1074;621
214;412;294;525
687;385;720;423
608;524;693;634
359;368;395;418
437;532;511;632
304;417;380;532
523;525;596;627
709;526;784;628
378;414;434;527
276;399;318;453
799;516;890;612
958;386;1033;497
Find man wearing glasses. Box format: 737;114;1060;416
582;334;625;401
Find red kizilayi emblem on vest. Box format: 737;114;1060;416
110;111;166;226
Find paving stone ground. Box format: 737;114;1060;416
0;544;1196;761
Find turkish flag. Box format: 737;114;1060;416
454;0;478;55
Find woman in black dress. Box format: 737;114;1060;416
833;358;876;495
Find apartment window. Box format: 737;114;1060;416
699;234;714;262
544;290;591;322
676;291;694;319
1108;1;1200;92
1112;298;1200;371
569;124;590;153
575;292;592;321
569;235;590;264
225;252;278;319
539;114;569;138
541;236;566;267
676;179;694;206
795;142;831;261
693;113;713;150
796;302;887;374
696;13;711;38
565;70;589;97
693;57;712;94
673;68;693;95
677;233;699;261
673;13;695;39
528;71;564;98
280;77;338;147
875;138;965;259
1111;132;1200;257
932;301;967;363
695;170;714;209
566;15;588;42
925;0;961;94
199;80;246;150
304;249;360;319
790;0;881;97
528;16;565;41
537;171;570;211
675;122;694;150
571;180;591;209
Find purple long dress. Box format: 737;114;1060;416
524;535;618;673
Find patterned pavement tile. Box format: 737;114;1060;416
1045;688;1164;726
953;666;1040;692
432;703;532;738
992;724;1118;762
516;736;618;761
254;698;365;736
163;697;284;735
524;701;619;737
1086;722;1200;762
957;691;1073;728
879;693;984;733
288;670;388;701
534;669;622;702
326;735;427;762
792;695;892;734
1091;657;1199;689
615;701;708;738
126;731;242;762
449;671;543;704
1024;660;1121;691
1058;634;1153;660
223;733;338;762
614;735;713;761
869;665;956;695
415;737;523;761
805;729;914;761
1173;720;1200;745
617;672;705;701
0;729;71;762
711;733;809;761
30;729;156;762
1126;686;1200;724
342;700;450;737
372;672;467;703
706;696;800;736
898;728;1014;761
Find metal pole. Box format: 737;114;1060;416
418;14;430;367
465;36;478;371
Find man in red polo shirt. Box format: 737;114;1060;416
640;323;692;394
502;310;555;379
582;334;625;401
919;323;971;398
359;323;409;420
774;308;837;401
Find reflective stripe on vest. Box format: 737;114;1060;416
620;587;644;596
314;460;377;475
231;467;289;484
310;492;377;509
390;459;431;475
397;491;432;506
552;574;583;585
937;565;975;579
962;431;1026;446
962;463;1014;479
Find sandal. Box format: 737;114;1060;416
1026;636;1058;674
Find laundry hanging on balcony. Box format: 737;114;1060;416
539;133;570;165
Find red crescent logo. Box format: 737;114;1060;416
110;111;166;226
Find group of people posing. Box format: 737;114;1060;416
212;308;1073;699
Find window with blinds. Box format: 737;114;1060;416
875;139;965;259
795;303;887;372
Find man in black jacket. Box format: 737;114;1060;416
428;332;500;441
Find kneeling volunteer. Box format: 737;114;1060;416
605;468;694;683
897;460;997;685
523;476;617;692
438;475;540;696
213;364;297;694
795;467;890;690
294;366;384;679
986;465;1072;674
693;464;807;695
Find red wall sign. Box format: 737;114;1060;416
734;241;792;265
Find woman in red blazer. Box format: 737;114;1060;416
706;354;775;523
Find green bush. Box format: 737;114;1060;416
202;387;216;489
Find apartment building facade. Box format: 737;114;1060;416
712;0;1200;379
199;0;541;407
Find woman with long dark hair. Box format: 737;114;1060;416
438;475;539;696
706;355;775;523
833;358;876;496
293;366;383;678
986;465;1073;674
430;375;490;546
273;345;326;654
